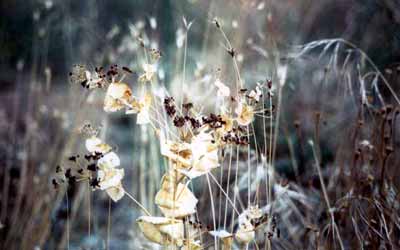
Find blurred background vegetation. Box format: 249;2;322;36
0;0;399;249
1;0;399;81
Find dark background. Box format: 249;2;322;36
1;0;400;249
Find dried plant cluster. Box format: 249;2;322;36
47;17;400;249
55;31;276;248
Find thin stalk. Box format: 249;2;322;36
124;191;151;216
180;30;188;107
66;190;70;250
247;125;251;206
231;146;240;232
107;198;111;250
309;140;344;250
206;173;218;249
88;183;91;238
223;145;233;229
209;173;240;216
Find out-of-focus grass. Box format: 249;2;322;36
1;0;400;250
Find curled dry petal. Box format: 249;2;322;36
160;140;192;167
220;114;234;132
96;151;125;202
105;183;125;202
97;151;121;167
126;93;152;125
234;206;262;243
137;216;184;246
97;162;124;190
104;82;133;112
214;114;234;144
155;173;198;218
235;219;255;244
161;130;219;179
139;63;156;82
215;79;230;97
181;241;202;250
85;136;112;154
185;130;219;178
238;205;263;225
248;85;262;102
235;102;254;126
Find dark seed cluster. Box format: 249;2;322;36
52;151;106;190
164;97;177;117
69;64;135;89
164;97;202;130
202;113;226;129
221;132;249;145
173;116;186;127
107;64;119;78
187;219;212;232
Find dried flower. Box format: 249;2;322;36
85;136;112;154
155;173;198;218
215;79;230;97
126;93;152;125
234;206;262;244
137;216;184;246
139;63;156;83
69;65;106;89
161;130;219;179
248;83;263;102
84;70;105;89
238;206;263;224
96;152;125;202
213;114;234;146
177;130;219;179
161;140;192;167
103;82;133;112
69;64;87;87
235;219;255;244
235;102;254;126
149;48;162;62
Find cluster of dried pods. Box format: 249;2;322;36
55;38;278;248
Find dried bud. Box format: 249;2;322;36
213;18;221;28
227;48;236;58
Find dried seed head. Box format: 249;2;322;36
267;79;272;89
164;97;177;117
227;47;236;58
149;48;162;62
213;18;221;28
173;116;186;127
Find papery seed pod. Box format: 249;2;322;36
155;177;198;218
137;216;184;246
235;220;255;244
235;102;254;126
85;137;112;154
103;83;133;112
